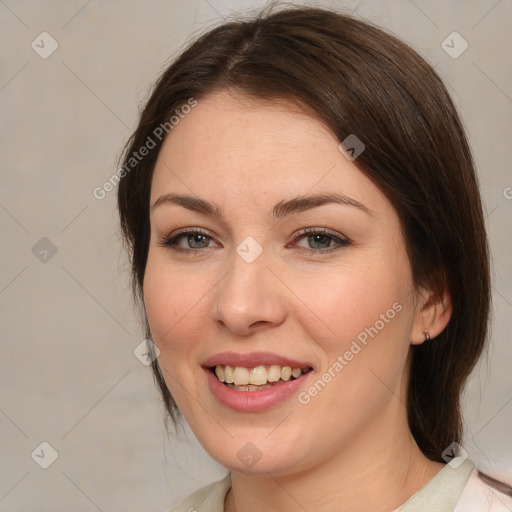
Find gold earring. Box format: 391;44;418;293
424;329;431;341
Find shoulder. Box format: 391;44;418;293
168;473;231;512
455;469;512;512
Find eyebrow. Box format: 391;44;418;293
151;192;372;219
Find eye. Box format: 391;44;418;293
158;228;218;255
292;227;350;254
158;227;351;256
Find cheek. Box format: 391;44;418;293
143;263;179;343
290;250;414;415
287;278;411;444
143;257;215;415
289;249;415;409
292;258;411;348
142;255;210;369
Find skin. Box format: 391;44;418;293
144;90;453;512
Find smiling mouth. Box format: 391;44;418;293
210;364;313;391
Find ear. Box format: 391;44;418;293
411;284;453;345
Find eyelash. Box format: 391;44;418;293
157;227;351;256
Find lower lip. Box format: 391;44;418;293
204;368;313;412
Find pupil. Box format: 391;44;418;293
189;234;208;248
309;234;330;248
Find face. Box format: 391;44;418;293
144;91;425;476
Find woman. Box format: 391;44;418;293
117;4;512;511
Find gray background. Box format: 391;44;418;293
0;0;511;510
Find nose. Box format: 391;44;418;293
212;249;287;336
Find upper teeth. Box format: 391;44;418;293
214;365;305;386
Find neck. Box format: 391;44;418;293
225;402;444;512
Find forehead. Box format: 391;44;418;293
159;92;336;166
150;91;389;218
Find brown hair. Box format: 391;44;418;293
118;3;493;468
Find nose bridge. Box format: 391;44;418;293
213;243;285;335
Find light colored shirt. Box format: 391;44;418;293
169;457;512;512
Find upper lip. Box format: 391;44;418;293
202;351;313;370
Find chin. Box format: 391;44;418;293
201;434;310;476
